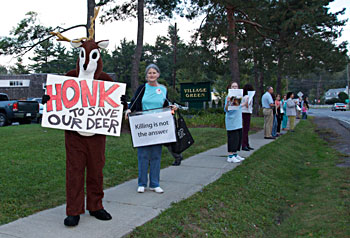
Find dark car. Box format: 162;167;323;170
0;93;39;126
331;103;347;111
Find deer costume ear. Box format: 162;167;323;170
97;40;109;49
70;41;83;48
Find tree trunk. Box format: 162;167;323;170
253;55;260;116
276;54;282;94
226;6;240;85
130;0;144;94
316;74;322;102
87;0;96;39
172;23;177;90
259;71;264;106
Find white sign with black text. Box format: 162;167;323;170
129;108;177;147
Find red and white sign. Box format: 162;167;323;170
41;74;126;136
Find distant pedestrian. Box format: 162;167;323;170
271;93;278;137
241;84;254;151
286;92;297;132
302;96;309;119
275;94;283;135
261;86;275;139
225;82;245;163
296;97;302;119
281;95;288;131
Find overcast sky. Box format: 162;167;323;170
0;0;349;67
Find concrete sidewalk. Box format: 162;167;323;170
0;128;289;238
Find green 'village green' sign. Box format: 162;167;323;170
180;82;211;102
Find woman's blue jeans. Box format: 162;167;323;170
137;144;162;188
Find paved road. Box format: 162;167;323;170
308;108;350;125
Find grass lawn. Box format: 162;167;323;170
127;119;350;238
0;116;262;225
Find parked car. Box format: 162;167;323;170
30;98;44;123
0;93;40;127
331;103;347;111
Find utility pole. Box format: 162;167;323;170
347;62;350;109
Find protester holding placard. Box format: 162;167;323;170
241;84;254;151
125;64;176;193
225;82;245;163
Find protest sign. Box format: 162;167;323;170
41;74;126;136
227;89;243;110
248;91;256;104
129;108;177;147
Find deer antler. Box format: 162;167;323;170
87;7;100;40
50;32;71;42
50;32;87;43
50;6;100;43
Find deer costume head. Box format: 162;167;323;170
50;7;112;81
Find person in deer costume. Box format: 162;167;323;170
45;8;123;227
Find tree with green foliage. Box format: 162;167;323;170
9;58;30;74
98;0;181;93
0;65;8;75
264;0;348;94
338;92;348;103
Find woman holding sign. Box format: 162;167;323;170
225;82;245;163
125;64;176;193
241;84;254;151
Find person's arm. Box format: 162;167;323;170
242;95;249;108
286;99;295;108
125;85;144;119
224;96;230;112
269;96;275;107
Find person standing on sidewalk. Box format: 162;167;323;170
241;84;254;151
261;86;275;139
301;96;309;119
125;64;177;193
225;82;245;163
286;92;297;132
275;94;283;136
281;94;288;131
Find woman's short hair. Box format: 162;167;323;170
145;64;160;78
287;92;294;99
243;84;254;96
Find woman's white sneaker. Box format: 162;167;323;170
232;157;241;163
236;155;245;161
150;187;164;193
137;186;145;193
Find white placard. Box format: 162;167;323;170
129;108;177;147
228;89;243;97
41;74;126;137
248;91;255;104
227;89;243;111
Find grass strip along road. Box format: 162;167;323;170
0;117;263;225
127;119;350;238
